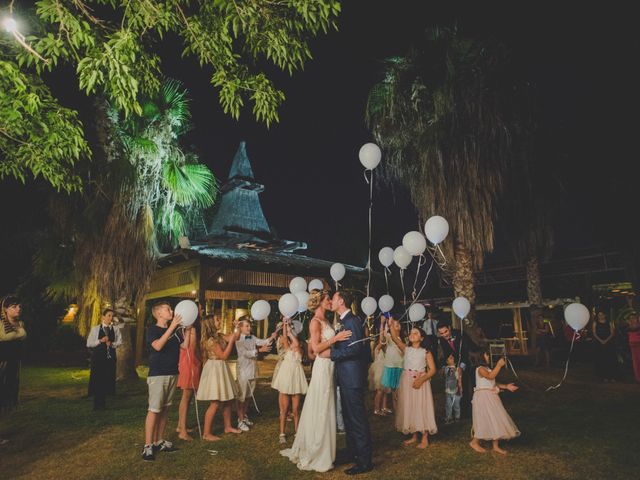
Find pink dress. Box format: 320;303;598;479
177;339;201;390
395;347;437;435
472;367;520;440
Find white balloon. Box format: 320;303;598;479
308;279;324;292
278;293;299;318
564;303;590;331
359;142;382;170
408;303;426;322
393;246;412;269
250;300;271;321
330;263;346;282
378;247;394;267
295;291;310;313
402;231;427;256
361;296;377;316
289;276;307;294
378;294;394;313
174;300;198;327
452;297;471;319
424;215;450;245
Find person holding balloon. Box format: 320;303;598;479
369;315;386;415
196;313;242;441
175;306;201;441
468;349;520;455
389;320;437;448
271;317;308;444
142;300;183;461
380;312;403;415
235;316;275;431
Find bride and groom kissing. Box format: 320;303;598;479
281;289;374;475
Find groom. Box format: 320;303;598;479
330;291;373;475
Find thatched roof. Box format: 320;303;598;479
202;141;304;252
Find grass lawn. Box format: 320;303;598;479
1;361;639;480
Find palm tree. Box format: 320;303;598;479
32;79;216;378
366;27;537;327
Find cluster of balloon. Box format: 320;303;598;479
289;277;310;313
174;299;198;327
250;300;271;321
330;263;346;290
359;142;382;297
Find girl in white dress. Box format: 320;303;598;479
271;319;308;443
280;289;352;472
469;350;520;454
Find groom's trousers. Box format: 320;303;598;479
340;386;372;467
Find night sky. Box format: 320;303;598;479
1;1;637;295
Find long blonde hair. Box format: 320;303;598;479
200;314;221;358
307;289;329;312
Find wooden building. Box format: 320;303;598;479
136;142;364;363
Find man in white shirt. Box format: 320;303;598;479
235;317;274;431
86;308;123;410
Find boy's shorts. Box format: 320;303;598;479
147;375;178;413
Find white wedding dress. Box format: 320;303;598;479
280;321;336;472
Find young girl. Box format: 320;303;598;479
196;314;241;441
380;313;403;415
271;318;308;444
176;319;201;441
369;331;386;415
469;349;520;454
390;320;437;448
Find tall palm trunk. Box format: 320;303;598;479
452;241;476;330
526;254;543;349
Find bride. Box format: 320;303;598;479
280;289;351;472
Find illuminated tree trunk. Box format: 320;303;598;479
452;242;477;329
526;254;543;350
117;323;138;380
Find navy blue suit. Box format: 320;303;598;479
330;311;372;469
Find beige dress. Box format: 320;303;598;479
196;337;238;402
271;348;308;395
395;347;438;435
472;367;520;440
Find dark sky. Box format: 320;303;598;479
1;1;637;294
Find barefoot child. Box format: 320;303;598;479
469;350;520;454
176;321;201;441
196;315;241;441
142;300;183;461
390;320;437;448
271;318;308;444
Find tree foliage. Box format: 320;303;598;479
1;0;341;191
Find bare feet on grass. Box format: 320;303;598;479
469;440;486;453
178;431;193;441
417;440;429;449
403;434;417;446
224;427;242;435
202;434;221;442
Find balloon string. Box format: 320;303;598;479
400;269;407;314
397;258;435;324
366;169;373;297
412;254;426;299
546;330;576;392
384;267;390;294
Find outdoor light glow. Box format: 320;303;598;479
190;290;196;295
217;276;223;283
2;17;17;33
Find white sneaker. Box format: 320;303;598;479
279;434;287;444
244;416;254;426
238;420;250;432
